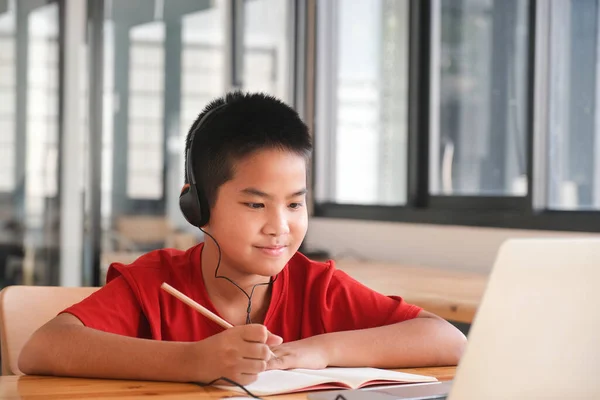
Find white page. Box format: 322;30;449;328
215;370;342;396
215;368;437;396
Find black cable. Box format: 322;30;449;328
195;376;262;398
193;233;350;399
196;228;282;397
195;227;292;399
199;227;276;324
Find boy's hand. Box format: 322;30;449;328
191;324;283;385
266;336;329;371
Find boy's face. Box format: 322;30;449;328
206;148;308;277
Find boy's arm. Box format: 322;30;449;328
19;313;280;385
267;311;467;370
19;313;195;382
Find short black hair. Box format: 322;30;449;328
184;91;312;207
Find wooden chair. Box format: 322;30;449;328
0;285;98;375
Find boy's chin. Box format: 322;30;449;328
247;255;291;277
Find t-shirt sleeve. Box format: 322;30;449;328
318;262;423;333
60;276;151;338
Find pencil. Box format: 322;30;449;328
160;282;278;358
161;282;233;329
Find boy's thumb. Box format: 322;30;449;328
266;331;283;346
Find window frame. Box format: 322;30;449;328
311;0;600;233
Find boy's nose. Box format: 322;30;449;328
264;211;290;236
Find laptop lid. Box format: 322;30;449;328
448;238;600;400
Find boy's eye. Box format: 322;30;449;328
244;202;265;209
289;202;304;210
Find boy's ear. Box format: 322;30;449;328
179;183;208;228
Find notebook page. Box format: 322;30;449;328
215;370;347;396
290;367;438;388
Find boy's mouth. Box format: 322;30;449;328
255;245;287;257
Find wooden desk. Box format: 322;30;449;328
335;260;488;324
0;367;455;399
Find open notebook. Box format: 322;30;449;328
216;367;438;396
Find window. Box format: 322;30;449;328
180;3;226;133
178;1;226;213
429;0;530;196
127;23;165;200
313;0;600;232
315;0;410;206
0;19;15;192
242;0;292;102
0;0;61;287
102;1;228;208
546;0;600;210
26;2;60;220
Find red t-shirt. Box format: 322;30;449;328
62;243;422;342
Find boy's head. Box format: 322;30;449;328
182;91;312;276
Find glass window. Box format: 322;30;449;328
178;1;226;225
98;1;225;283
315;0;409;205
180;4;226;137
27;4;60;205
127;22;165;200
243;0;292;102
0;13;15;192
546;0;600;210
429;0;530;196
0;0;60;288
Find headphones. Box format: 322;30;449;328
179;104;228;228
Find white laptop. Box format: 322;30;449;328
310;238;600;400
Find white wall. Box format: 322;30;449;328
305;218;600;274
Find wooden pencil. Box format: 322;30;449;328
160;282;278;359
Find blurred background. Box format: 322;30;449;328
1;0;600;289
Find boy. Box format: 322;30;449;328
19;92;466;387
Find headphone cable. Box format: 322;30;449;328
199;228;276;324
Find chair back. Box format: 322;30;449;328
0;285;98;375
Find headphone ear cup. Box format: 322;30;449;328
179;184;205;228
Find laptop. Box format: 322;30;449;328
309;238;600;400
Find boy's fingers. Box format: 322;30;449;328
238;358;267;374
242;342;271;361
241;324;268;343
241;325;282;347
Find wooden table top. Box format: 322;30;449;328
0;367;456;399
335;260;488;324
